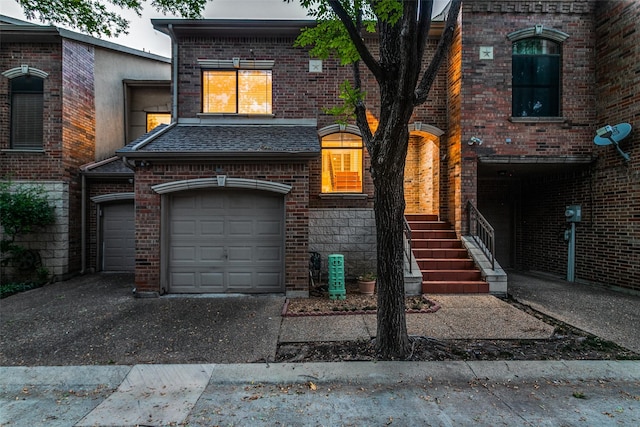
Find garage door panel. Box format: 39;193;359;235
255;246;281;261
228;220;253;236
171;220;196;236
200;272;224;288
227;246;253;262
172;195;197;210
256;272;282;289
171;272;197;287
171;246;197;261
256;220;281;235
168;189;284;293
201;220;224;236
201;246;224;261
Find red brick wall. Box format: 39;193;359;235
0;42;64;178
87;180;134;271
174;34;449;211
467;1;640;291
61;39;96;274
132;162;309;294
460;1;597;214
445;18;462;230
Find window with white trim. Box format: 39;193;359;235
512;38;561;117
10;75;44;149
321;132;364;193
202;69;272;115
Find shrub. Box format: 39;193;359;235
0;181;55;283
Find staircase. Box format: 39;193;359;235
406;214;489;294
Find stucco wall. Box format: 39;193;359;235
94;49;170;160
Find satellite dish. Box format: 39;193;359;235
593;123;632;161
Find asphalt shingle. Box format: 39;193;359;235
118;124;319;154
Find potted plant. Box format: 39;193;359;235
357;272;376;295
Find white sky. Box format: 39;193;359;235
1;0;448;58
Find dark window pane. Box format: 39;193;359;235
11;76;44;149
512;40;560;117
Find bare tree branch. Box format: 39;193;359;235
414;0;462;105
328;0;384;81
415;0;433;63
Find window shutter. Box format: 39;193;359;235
11;93;43;149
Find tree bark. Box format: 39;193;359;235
372;132;411;358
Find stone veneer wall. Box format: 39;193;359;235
309;208;377;281
0;181;69;281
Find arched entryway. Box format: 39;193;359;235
405;124;443;215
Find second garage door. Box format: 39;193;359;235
102;201;135;272
168;189;284;293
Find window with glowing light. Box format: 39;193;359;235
202;70;272;114
321;132;364;193
512;38;560;117
146;113;171;131
10;75;44;149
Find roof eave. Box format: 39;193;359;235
116;150;319;161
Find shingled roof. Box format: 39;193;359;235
116;123;320;160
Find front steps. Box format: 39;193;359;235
406;214;489;294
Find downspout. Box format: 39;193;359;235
80;173;86;274
168;23;178;121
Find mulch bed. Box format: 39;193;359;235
282;283;440;317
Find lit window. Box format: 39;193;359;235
512;38;560;117
11;75;44;149
203;70;272;114
321;133;363;193
146;113;171;132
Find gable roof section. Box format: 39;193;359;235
0;14;169;63
80;156;133;177
116;123;320;161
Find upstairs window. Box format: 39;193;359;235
11;75;44;149
512;38;560;117
321;132;363;193
202;70;272;115
146;113;171;131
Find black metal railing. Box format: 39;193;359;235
466;201;495;270
403;216;412;273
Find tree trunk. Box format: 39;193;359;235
372;125;412;359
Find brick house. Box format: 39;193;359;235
117;0;638;298
0;16;171;280
459;0;639;293
5;0;637;297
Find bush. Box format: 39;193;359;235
0;181;55;283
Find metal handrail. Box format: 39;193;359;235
466;201;495;270
403;216;412;273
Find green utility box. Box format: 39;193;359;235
327;254;346;300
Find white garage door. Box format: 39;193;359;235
168;189;284;293
102;202;135;272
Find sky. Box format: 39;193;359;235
1;0;448;58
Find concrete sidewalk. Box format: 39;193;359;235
2;271;640;426
2;361;639;426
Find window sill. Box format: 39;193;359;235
1;149;45;154
509;117;567;124
319;193;369;200
197;113;275;118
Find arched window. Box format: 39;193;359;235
512;38;560;117
10;75;44;149
321;132;363;193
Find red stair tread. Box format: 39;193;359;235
407;215;489;294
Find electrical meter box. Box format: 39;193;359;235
565;205;582;222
